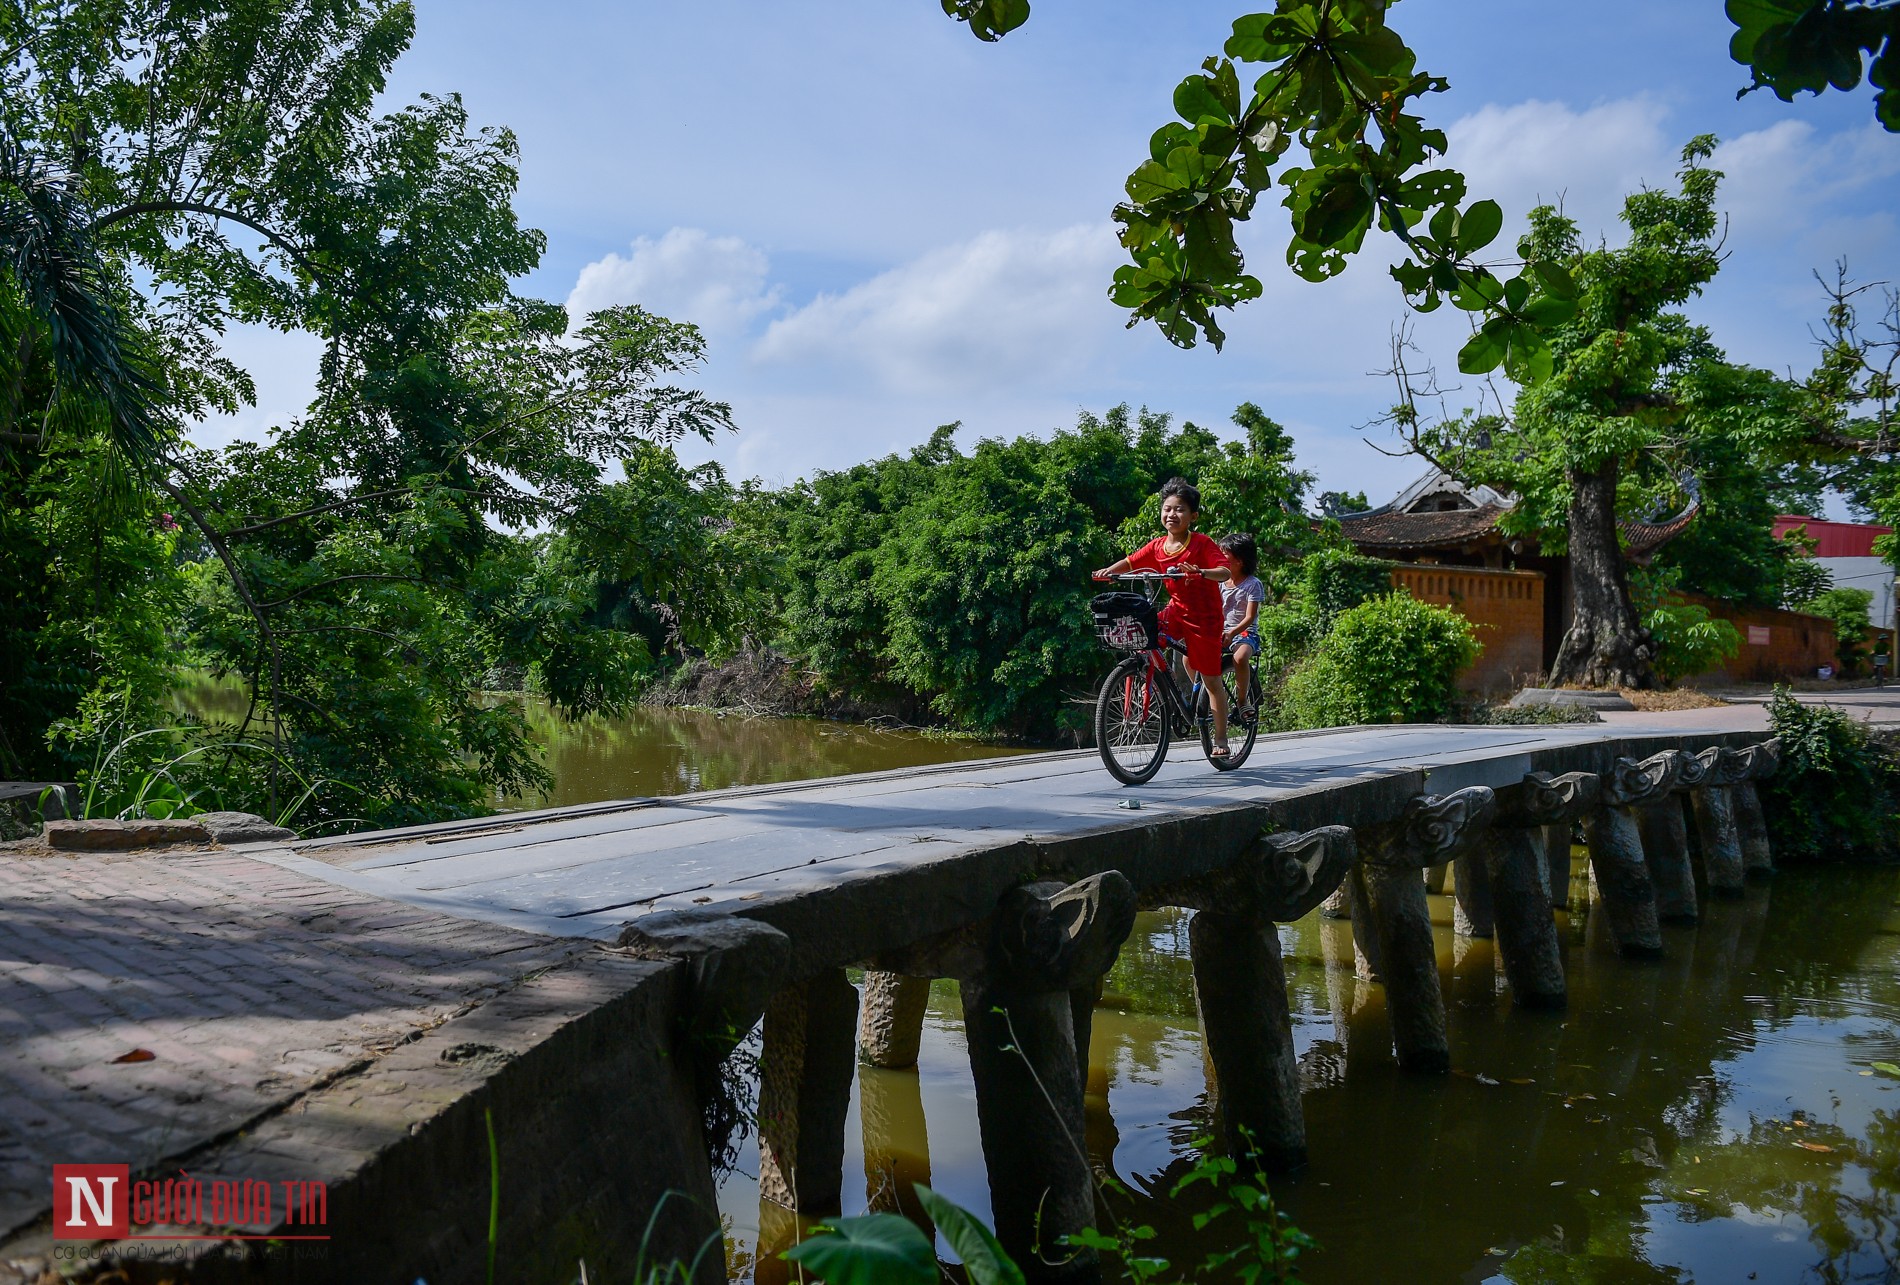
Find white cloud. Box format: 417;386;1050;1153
565;228;780;339
752;225;1125;394
1446;97;1675;245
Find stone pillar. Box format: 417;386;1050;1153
1359;788;1496;1073
1734;738;1780;878
1583;753;1674;957
959;873;1136;1285
1070;975;1104;1089
1636;750;1704;924
856;971;931;1069
1689;747;1748;898
1152;826;1354;1170
1424;861;1451;895
1451;852;1494;938
1491;770;1598;1010
758;968;862;1213
1541;822;1572;907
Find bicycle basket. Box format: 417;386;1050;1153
1090;592;1159;652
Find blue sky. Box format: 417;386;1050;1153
199;1;1900;509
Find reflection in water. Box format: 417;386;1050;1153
722;869;1900;1284
171;672;1027;810
501;700;1026;809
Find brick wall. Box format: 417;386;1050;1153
1391;564;1546;694
1674;591;1839;683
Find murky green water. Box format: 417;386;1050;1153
722;864;1900;1284
169;673;1028;809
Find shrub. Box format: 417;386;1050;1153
1760;687;1900;863
1279;593;1480;728
1293;548;1394;625
1794;587;1874;674
1642;600;1742;683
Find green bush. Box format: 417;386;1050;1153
1760;687;1900;862
1292;548;1394;625
1642;600;1742;683
1279;593;1480;728
1794;587;1874;674
1479;702;1603;725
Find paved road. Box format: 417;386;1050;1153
275;716;1764;943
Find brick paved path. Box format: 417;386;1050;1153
0;846;584;1239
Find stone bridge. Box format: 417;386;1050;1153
0;720;1784;1284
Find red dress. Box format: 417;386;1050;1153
1127;532;1225;677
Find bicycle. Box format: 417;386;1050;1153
1089;571;1258;785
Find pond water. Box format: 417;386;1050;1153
494;701;1028;809
169;673;1029;809
722;863;1900;1285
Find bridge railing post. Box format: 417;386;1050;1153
1733;738;1781;878
1146;824;1356;1170
1583;753;1674;957
1491;770;1599;1009
1637;750;1706;924
1690;746;1749;898
1357;788;1496;1073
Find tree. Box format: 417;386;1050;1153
1392;141;1810;687
944;2;1897;355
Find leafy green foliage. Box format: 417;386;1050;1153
781;1212;937;1285
1280;591;1479;727
1642;601;1743;683
1760;687;1900;861
914;1186;1027;1285
1795;586;1875;669
1728;0;1900;129
0;433;179;780
1289;547;1392;626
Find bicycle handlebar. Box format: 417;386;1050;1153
1105;570;1191;581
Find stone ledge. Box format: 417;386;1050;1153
42;818;213;850
0;950;720;1285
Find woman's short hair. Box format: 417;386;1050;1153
1158;477;1201;513
1219;532;1258;577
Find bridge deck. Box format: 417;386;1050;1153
270;716;1760;963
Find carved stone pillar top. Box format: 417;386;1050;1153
991;872;1137;992
1741;737;1782;781
1366;786;1497;870
1601;753;1676;809
1500;770;1600;827
1695;744;1749;787
1666;748;1710;793
1145;825;1356;921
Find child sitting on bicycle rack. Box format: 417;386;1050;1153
1092;478;1234;755
1218;532;1265;715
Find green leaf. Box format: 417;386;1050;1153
1872;1061;1900;1077
1458;321;1509;374
914;1186;1026;1285
1456;199;1503;253
943;0;1031;42
1503;274;1531;312
1174;75;1233;126
1522;295;1576;327
1532;260;1580;299
781;1214;937;1285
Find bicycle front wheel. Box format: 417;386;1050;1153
1096;654;1170;786
1197;669;1258;770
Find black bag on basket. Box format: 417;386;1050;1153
1090;592;1159;652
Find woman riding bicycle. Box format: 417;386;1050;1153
1093;478;1233;756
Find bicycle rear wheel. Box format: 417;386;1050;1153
1197;669;1258;770
1096;654;1170;786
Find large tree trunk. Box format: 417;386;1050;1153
1550;464;1654;689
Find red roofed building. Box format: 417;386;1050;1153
1772;516;1897;631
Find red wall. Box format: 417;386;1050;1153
1391;565;1546;694
1772;515;1892;559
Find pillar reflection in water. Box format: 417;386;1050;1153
859;1064;932;1223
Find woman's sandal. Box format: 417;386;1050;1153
1210;743;1231;760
